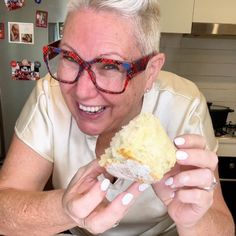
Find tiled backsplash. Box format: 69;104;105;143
160;34;236;123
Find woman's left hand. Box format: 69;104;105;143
152;134;218;228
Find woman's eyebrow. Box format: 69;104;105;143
59;42;77;53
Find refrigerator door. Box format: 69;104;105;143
0;0;67;151
0;90;5;163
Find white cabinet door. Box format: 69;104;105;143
158;0;195;33
193;0;236;24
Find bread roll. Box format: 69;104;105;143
99;113;176;183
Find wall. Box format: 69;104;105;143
0;0;67;151
160;34;236;123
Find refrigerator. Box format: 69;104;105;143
0;0;67;161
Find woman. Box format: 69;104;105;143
10;23;19;42
0;0;234;235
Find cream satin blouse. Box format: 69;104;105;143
15;71;217;236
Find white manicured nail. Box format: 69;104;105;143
100;178;110;191
138;183;150;192
121;193;134;205
176;150;188;160
165;177;174;186
174;137;185;146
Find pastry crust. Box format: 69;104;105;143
99;113;176;183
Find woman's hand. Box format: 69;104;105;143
152;134;218;229
62;160;148;234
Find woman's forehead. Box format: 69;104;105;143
62;9;141;60
65;9;135;39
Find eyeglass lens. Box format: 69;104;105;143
46;49;128;93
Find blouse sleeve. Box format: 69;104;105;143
15;76;54;162
178;91;218;152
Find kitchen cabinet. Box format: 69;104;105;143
159;0;236;34
193;0;236;24
158;0;195;33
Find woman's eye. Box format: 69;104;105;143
63;55;76;63
103;63;120;71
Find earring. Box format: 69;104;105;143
145;88;150;93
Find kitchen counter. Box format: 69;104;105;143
217;136;236;157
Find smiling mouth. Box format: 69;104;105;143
79;103;105;114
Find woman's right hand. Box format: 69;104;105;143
62;160;148;234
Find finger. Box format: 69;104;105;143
65;178;110;222
175;188;213;208
175;149;218;170
152;164;183;205
153;182;175;206
85;182;149;233
165;168;214;190
168;188;213;226
75;160;107;183
174;134;206;150
68;160;107;194
152;168;180;205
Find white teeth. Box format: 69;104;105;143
79;104;104;113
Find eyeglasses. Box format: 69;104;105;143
43;44;155;94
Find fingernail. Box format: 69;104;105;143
100;178;111;191
176;150;188;160
122;193;134;205
138;183;150;192
165;177;174;186
174;137;185;146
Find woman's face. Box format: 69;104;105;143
60;9;157;136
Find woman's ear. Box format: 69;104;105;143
144;53;165;90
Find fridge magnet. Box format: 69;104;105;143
8;22;34;44
0;23;4;39
36;10;48;28
11;59;41;81
4;0;24;11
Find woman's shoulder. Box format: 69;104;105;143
35;73;60;94
156;70;201;100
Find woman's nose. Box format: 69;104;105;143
75;69;99;97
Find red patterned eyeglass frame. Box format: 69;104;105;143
43;43;156;94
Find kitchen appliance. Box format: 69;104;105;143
207;102;234;132
216;123;236;224
192;23;236;37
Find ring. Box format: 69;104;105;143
203;176;218;192
112;221;120;228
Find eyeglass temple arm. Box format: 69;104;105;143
43;39;62;61
48;39;61;48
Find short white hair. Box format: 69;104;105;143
66;0;161;55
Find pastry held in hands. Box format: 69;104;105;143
99;113;176;183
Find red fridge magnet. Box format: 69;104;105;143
36;10;48;28
11;59;41;81
4;0;24;11
0;23;4;39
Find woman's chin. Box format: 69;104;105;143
78;123;103;136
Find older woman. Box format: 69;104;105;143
0;0;234;235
